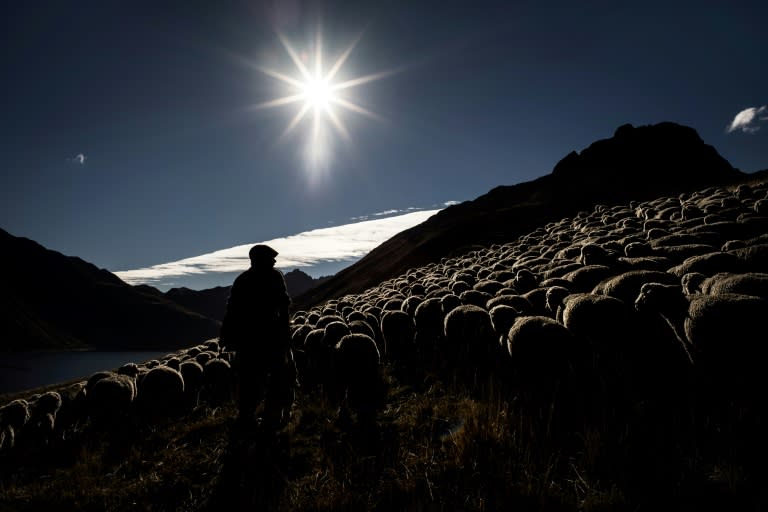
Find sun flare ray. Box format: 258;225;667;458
324;105;351;141
280;103;312;140
250;93;305;110
278;33;312;81
331;97;382;121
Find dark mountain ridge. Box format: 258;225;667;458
149;269;331;322
0;229;221;351
292;122;749;309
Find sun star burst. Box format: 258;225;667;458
252;31;393;169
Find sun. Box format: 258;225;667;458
303;77;333;110
252;31;395;170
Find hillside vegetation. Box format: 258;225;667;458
2;174;768;511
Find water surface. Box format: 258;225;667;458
0;350;173;396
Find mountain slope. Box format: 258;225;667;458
0;229;222;351
293;122;746;309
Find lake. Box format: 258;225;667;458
0;350;174;396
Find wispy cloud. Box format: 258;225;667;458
727;105;767;134
68;153;87;164
115;209;441;288
350;206;425;222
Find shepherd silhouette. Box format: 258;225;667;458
220;244;296;429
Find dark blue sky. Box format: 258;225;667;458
2;0;766;278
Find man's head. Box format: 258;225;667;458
249;244;278;268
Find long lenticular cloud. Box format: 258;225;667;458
115;209;442;287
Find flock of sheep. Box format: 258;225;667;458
287;180;768;443
2;179;767;463
0;339;235;455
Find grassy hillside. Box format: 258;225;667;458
2;176;768;511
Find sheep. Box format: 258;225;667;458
634;282;768;408
0;424;14;453
440;293;463;315
488;304;519;348
634;281;768;465
180;360;205;409
727;243;768;273
117;363;141;378
290;323;313;349
443;304;497;379
380;309;415;363
413;297;445;358
616;255;673;272
17;391;63;450
667;251;743;279
306;311;321;325
680;272;707;295
560;292;691;403
401;295;423;317
316;314;346;330
205;338;221;351
625;241;654;257
322;321;351;350
459;289;493;309
473;279;505;295
381;298;404;312
652;243;717;261
591;269;678;305
506;315;588;433
202;358;234;406
0;399;30;449
486;294;533;315
509;269;539;293
334;333;384;423
562;265;616;293
85;371;115;394
521;287;550;316
301;327;334;392
506;316;578;380
344;310;367;323
545;286;570;318
348;319;376;340
53;381;87;440
163;357;181;371
195;351;214;366
579;243;620;267
699;272;768;298
136;365;185;420
87;373;137;429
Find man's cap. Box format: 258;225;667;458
249;244;278;261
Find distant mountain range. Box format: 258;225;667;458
292;122;764;309
135;269;331;322
2;121;764;350
0;230;331;351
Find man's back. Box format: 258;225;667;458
221;265;290;353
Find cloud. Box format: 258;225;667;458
443;200;460;206
727;106;767;134
115;209;442;288
68;153;87;164
350;206;426;222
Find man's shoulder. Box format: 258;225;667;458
233;268;251;281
